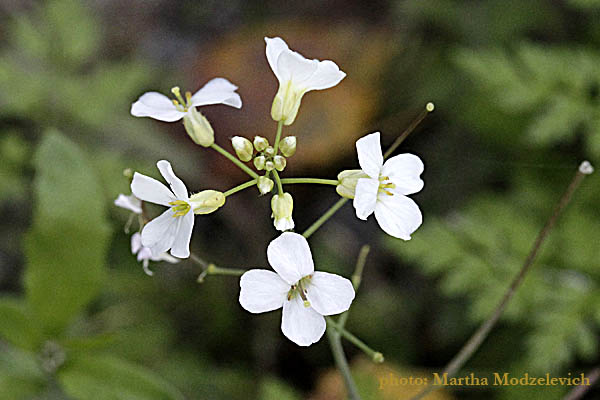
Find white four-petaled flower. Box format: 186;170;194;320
239;232;355;346
131;232;179;276
353;132;424;240
131;160;195;258
265;37;346;126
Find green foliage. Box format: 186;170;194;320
0;345;46;399
0;132;30;202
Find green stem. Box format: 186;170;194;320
338;245;371;330
211;143;259;178
279;178;338;186
273;120;284;153
302;198;348;238
383;102;434;159
326;317;384;363
224;179;257;197
272;170;284;195
327;326;361;400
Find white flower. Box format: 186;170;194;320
352;132;424;240
114;194;142;214
265;37;346;126
130;160;195;258
239;232;355;346
131;232;179;276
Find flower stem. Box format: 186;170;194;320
211;143;259;178
326;326;361;400
224;179;257;197
409;161;593;400
189;252;246;283
338;245;370;330
326;317;384;363
383;102;434;159
272;170;284;195
302;198;348;238
279;178;339;186
273;120;284;153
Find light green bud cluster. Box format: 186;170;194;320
247;135;296;173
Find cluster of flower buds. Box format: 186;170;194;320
231;135;296;174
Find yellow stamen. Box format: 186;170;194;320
168;200;190;217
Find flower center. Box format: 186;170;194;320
169;199;191;217
287;274;313;307
171;86;192;112
378;176;396;196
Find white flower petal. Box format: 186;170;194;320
381;154;424;195
356;132;384;178
267;232;314;285
152;252;180;264
190;78;242;109
265;37;290;82
239;269;289;313
131;232;142;254
374;194;422;240
141;209;178;254
115;194;142;214
281;296;326;346
276;50;318;86
156;160;188;200
274;216;295;231
353;178;379;220
137;247;152;262
131;92;186;122
304;60;346;91
169;211;194;258
131;172;176;206
306;272;355;316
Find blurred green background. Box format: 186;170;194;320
0;0;599;399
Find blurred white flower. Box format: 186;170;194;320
239;232;355;346
352;132;424;240
131;232;179;276
265;37;346;125
114;194;142;214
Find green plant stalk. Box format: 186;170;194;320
224;179;257;197
279;178;339;185
273;120;284;153
327;326;361;400
326;317;383;363
272;170;284;195
210;143;259;178
338;245;370;329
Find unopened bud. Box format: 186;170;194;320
231;136;253;162
254;155;266;170
336;169;369;199
265;161;275;171
183;107;214;147
279;136;296;157
123;168;134;179
264;146;275;157
254;136;269;152
271;192;294;231
189;190;225;214
257;176;274;194
273;155;286;171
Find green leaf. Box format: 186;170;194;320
0;345;45;399
58;353;184;400
0;298;42;350
24;131;111;335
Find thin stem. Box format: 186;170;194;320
273;120;284;153
563;367;600;400
327;327;361;400
190;252;246;283
302;198;348;239
211;143;259;179
338;245;371;330
272;170;284;195
326;317;384;363
383;102;434;159
279;178;339;186
410;161;593;400
224;179;257;197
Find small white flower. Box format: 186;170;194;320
352;132;424;240
131;232;179;276
265;37;346;125
239;232;355;346
114;194;142;214
131;160;195;258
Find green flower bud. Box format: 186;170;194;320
271;192;294;231
273;155;286;171
253;155;266;170
231;136;253;162
189;190;226;214
264;146;275;157
183;107;214;147
253;136;269;152
257;176;274;194
335;169;369;199
265;160;275;171
279;136;297;157
271;84;304;126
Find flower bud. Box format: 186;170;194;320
264;146;275;157
231;136;253;162
254;155;266;170
189;190;226;214
335;169;369;199
183;107;214;147
271;192;294;231
279;136;296;157
253;136;269;152
265;161;275;171
271;84;304;126
273;155;286;171
257;176;274;194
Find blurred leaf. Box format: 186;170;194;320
0;297;42;351
258;376;301;400
58;353;184;400
0;345;45;399
24;131;111;335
